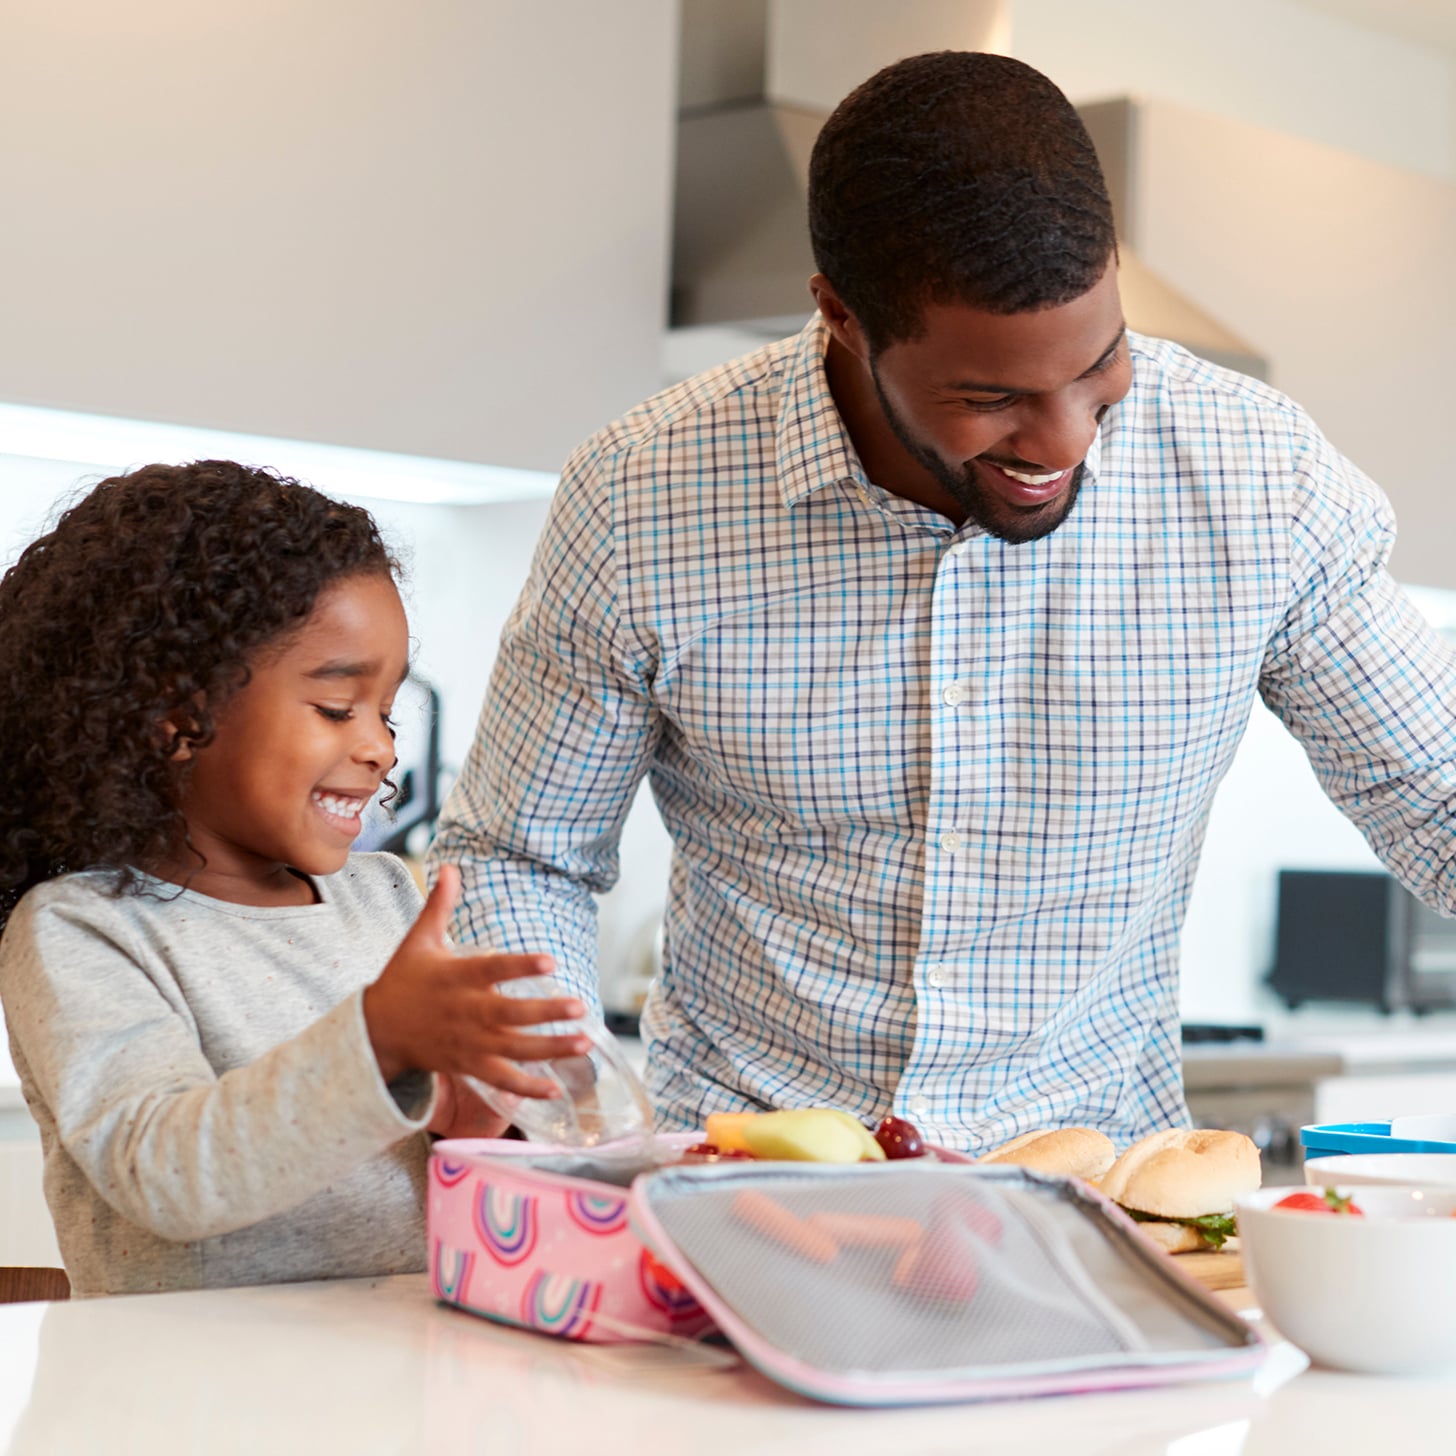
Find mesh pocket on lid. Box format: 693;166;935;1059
632;1161;1261;1402
641;1166;1139;1374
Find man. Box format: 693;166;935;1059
429;52;1456;1150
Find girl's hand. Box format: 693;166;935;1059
363;865;592;1096
427;1073;514;1139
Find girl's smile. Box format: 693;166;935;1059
311;790;372;835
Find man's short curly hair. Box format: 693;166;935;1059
0;460;398;926
808;51;1117;350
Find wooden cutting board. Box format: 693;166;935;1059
1174;1249;1246;1292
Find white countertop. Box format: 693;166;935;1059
0;1273;1448;1454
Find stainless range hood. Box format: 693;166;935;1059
671;97;822;330
670;94;1268;382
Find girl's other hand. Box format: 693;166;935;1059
363;864;592;1093
427;1073;514;1139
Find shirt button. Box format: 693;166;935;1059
907;1094;931;1118
927;963;949;988
941;684;966;706
938;831;962;853
948;542;970;557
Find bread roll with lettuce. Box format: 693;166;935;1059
1097;1128;1261;1252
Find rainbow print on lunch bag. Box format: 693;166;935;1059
427;1137;717;1345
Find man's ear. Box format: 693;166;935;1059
808;273;872;364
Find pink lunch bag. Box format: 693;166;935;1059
427;1135;716;1344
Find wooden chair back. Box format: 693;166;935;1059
0;1266;70;1303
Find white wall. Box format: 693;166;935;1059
766;0;1010;111
1125;100;1456;591
1012;0;1456;182
762;0;1456;183
0;0;678;471
0;1131;61;1268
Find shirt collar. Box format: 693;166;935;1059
774;313;868;509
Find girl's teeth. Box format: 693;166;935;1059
314;793;363;818
1000;466;1063;486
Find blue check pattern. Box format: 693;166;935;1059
431;315;1456;1150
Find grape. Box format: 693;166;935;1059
873;1115;927;1159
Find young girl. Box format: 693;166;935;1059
0;460;590;1297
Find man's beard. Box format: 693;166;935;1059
869;359;1083;545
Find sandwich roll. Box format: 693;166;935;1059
1097;1127;1261;1253
978;1126;1117;1181
1097;1128;1261;1219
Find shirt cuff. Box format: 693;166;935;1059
339;989;439;1129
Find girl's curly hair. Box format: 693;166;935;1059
0;460;399;928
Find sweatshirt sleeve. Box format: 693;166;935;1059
0;888;436;1244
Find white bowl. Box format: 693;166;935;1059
1236;1185;1456;1374
1305;1153;1456;1188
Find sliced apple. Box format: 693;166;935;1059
819;1108;888;1161
735;1109;870;1163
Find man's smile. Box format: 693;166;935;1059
977;459;1076;506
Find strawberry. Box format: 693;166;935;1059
1272;1188;1364;1216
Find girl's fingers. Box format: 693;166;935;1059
487;995;587;1028
490;1030;594;1063
472;952;559;986
412;864;460;946
472;1056;564;1100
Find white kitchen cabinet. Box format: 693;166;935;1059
0;1100;59;1267
1315;1071;1456;1126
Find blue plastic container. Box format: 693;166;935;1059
1300;1121;1456;1159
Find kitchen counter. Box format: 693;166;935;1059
1182;1043;1345;1090
1183;1010;1456;1086
1285;1026;1456;1073
0;1273;1447;1454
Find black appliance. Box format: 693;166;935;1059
354;674;444;857
1267;868;1456;1013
